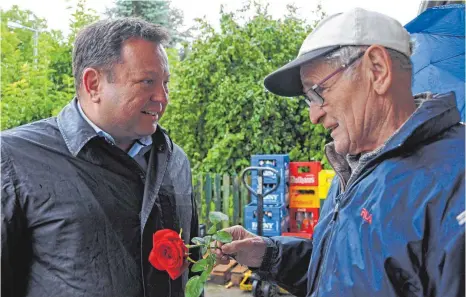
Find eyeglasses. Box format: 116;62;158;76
304;50;366;107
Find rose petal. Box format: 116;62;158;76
163;232;182;241
166;266;183;280
164;243;180;268
153;229;177;244
167;242;185;268
148;249;165;271
156;241;181;269
152;242;173;268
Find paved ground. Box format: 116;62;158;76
205;283;251;297
205;282;294;297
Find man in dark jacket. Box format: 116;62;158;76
1;18;201;297
215;8;465;297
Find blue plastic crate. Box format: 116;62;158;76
250;179;289;205
244;203;289;237
250;154;290;184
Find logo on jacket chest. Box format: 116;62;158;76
361;208;372;224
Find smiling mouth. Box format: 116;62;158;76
141;110;160;121
142;111;158;116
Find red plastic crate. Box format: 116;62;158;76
289;162;322;186
288;208;319;234
289;185;319;208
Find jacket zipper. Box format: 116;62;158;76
309;148;349;296
308;147;347;295
309;196;341;297
309;148;380;296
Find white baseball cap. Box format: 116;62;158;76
264;7;412;97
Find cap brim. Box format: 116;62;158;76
264;46;339;97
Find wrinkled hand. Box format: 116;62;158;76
214;225;266;268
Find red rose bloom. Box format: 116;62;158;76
149;229;188;280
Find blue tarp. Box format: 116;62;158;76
405;4;465;121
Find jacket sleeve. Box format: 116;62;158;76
432;172;465;297
253;236;312;297
1;147;27;297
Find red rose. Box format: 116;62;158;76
148;229;188;280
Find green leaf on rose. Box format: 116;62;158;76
191;237;205;245
213;231;233;243
207;254;216;267
209;211;229;224
200;266;213;282
201;245;207;255
185;275;204;297
191;258;208;272
207;224;217;234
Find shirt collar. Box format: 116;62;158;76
57;98;152;157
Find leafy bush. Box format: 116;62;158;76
161;3;331;173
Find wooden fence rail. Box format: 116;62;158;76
193;173;251;228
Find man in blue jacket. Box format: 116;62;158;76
216;8;465;297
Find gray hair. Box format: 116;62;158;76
72;17;170;93
322;41;416;80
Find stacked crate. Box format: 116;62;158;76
244;154;290;237
317;169;336;210
288;162;322;235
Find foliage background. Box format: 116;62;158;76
1;0;331;173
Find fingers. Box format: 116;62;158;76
220;238;250;255
214;246;231;265
220;226;243;240
216;255;230;265
213;225;257;266
222;225;255;240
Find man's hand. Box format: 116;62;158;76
214;225;267;268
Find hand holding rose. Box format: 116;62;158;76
214;225;267;268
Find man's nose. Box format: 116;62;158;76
151;84;169;106
309;103;325;124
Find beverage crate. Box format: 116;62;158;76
244;203;289;237
250;154;290;184
288;208;319;234
289;185;319;209
318;170;336;199
250;179;289;205
289;161;322;186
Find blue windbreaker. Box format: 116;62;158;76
258;92;465;297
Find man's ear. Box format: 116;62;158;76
365;45;393;95
82;67;102;103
